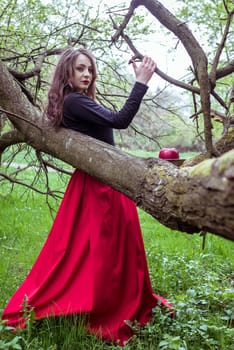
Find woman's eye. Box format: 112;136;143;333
75;66;93;74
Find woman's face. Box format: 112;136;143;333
71;53;94;93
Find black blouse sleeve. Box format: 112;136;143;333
62;82;148;130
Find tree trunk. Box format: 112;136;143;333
0;61;234;241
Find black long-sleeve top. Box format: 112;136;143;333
62;82;148;145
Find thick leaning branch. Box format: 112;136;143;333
0;60;233;241
5;118;234;241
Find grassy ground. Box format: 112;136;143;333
0;165;234;349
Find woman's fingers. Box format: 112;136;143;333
132;56;157;85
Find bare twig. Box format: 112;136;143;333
216;59;234;80
209;9;234;86
0;129;25;153
0;171;63;198
8;53;46;80
0;108;42;130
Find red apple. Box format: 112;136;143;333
158;148;179;160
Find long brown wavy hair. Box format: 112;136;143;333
45;47;97;126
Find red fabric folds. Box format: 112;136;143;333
2;170;169;345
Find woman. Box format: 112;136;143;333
2;48;171;345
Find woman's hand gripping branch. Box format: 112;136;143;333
132;56;157;85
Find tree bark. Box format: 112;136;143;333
0;60;234;241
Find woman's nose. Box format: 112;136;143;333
84;68;91;77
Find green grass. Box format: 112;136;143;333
0;168;234;349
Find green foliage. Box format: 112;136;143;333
178;0;233;48
0;0;153;99
177;0;233;82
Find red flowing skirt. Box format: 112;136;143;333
2;170;169;344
